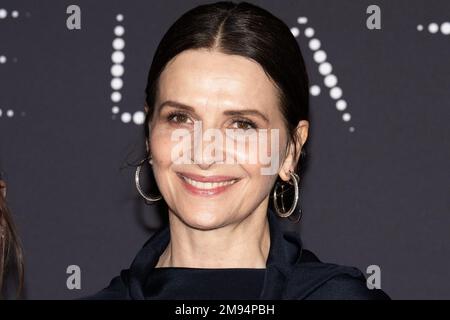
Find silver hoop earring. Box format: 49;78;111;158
135;157;162;204
273;171;301;219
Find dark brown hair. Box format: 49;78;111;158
0;179;24;299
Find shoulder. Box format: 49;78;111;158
285;249;390;300
81;269;131;300
304;273;391;300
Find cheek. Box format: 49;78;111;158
149;127;178;198
242;163;278;193
252;129;285;175
230;130;279;165
149;125;176;167
270;127;289;167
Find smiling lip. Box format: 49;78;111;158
177;172;240;196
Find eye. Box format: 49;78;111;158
231;119;258;130
166;111;193;125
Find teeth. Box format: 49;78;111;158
182;176;237;189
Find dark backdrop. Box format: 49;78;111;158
0;0;449;299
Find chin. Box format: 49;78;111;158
179;209;228;231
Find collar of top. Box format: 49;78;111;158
126;207;305;299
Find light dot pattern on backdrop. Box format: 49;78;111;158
112;38;125;50
0;10;24;120
111;64;124;77
324;74;338;88
304;27;314;38
111;51;124;64
290;27;300;37
111;91;122;103
110;14;130;123
417;21;450;35
292;16;353;131
109;14;149;125
291;28;325;98
310;85;321;96
121;112;131;123
309;38;321;50
319;62;332;75
314;50;327;64
0;9;20;19
114;25;125;37
342;113;351;122
297;17;308;24
442;22;450;35
133;111;145;125
428;23;439;33
0;108;17;119
111;78;123;90
336;99;347;111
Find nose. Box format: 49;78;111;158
196;161;213;170
190;120;225;170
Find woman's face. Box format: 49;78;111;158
148;49;307;230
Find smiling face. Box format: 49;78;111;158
147;48;306;230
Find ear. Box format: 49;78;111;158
279;120;309;181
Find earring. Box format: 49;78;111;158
273;170;302;221
135;156;162;204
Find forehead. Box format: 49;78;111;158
157;49;279;111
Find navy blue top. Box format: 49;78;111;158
144;267;266;300
86;208;390;300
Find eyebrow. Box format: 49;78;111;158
158;100;270;123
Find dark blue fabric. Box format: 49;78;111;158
86;208;390;300
143;267;266;299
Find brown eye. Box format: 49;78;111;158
174;114;187;123
167;112;192;124
232;119;258;130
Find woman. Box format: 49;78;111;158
90;1;389;299
0;174;24;299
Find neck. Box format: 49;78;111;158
155;204;271;269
